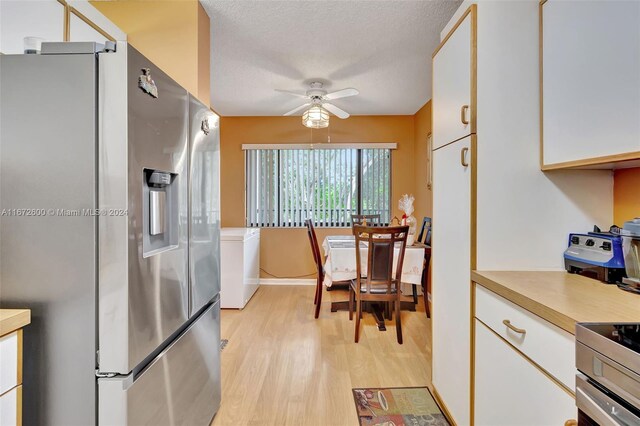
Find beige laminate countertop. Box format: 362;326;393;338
472;271;640;335
0;309;31;337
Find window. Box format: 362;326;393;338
245;146;392;227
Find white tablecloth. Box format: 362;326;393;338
321;235;426;288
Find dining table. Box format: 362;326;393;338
321;235;428;331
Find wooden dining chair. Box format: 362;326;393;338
411;217;432;316
305;219;351;318
417;217;432;244
351;214;381;225
424;253;432;318
305;219;325;319
349;224;409;344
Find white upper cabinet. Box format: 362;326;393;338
542;0;640;168
432;10;474;149
0;0;64;54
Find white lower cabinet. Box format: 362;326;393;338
474;319;576;426
0;386;19;426
0;332;18;395
0;329;24;426
475;285;575;389
432;136;472;425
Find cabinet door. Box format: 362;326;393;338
432;9;474;149
474;320;576;426
0;386;19;426
542;1;640;167
432;136;472;425
0;0;64;54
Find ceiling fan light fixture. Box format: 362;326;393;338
302;106;329;129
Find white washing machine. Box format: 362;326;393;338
220;228;260;309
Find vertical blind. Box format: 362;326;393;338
246;147;391;227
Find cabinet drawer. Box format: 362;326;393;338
474;320;576;425
0;385;20;426
474;284;575;390
0;332;19;395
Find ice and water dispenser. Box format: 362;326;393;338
143;169;178;256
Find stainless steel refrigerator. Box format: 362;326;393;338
0;41;221;425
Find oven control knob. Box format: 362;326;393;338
586;239;595;247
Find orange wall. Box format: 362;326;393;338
614;168;640;225
93;1;433;279
92;0;211;106
220;115;418;278
413;101;433;222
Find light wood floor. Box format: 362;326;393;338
211;285;432;426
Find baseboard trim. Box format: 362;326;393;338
432;386;457;426
259;278;316;286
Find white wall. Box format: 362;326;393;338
440;0;613;271
474;0;613;270
0;0;125;55
0;0;65;54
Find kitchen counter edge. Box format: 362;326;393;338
0;309;31;337
471;271;640;335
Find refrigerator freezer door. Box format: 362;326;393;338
99;299;221;425
189;95;221;316
98;43;190;374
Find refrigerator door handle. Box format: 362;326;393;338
95;370;119;379
98;301;220;425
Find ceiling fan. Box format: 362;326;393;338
276;82;359;119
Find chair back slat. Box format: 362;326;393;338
352;225;409;295
351;214;381;226
417;217;432;244
370;242;393;282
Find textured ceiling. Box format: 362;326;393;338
202;0;462;116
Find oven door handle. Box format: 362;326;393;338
576;373;640;426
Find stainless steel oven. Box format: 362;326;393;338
575;323;640;426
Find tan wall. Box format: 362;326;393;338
413;101;433;222
220;115;417;278
614;168;640;225
91;0;211;106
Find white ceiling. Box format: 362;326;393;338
202;0;462;116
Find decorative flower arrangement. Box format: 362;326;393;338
398;194;417;245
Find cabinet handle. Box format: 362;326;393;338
564;420;577;426
427;133;433;189
460;147;469;167
503;319;526;334
460;105;470;125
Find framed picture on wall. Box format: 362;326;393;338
426;132;433;190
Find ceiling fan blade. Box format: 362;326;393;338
283;103;311;116
275;89;309;99
323;103;350;119
324;88;359;100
